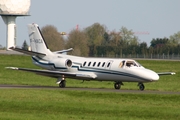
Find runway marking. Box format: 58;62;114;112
0;84;180;95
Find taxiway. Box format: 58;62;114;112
0;84;179;95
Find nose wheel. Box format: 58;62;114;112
138;83;145;91
114;83;121;89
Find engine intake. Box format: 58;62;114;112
66;59;72;67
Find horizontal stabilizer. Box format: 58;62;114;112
53;48;73;54
9;47;46;56
157;72;176;76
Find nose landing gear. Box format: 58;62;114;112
138;83;145;91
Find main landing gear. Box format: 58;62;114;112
114;82;124;89
56;76;66;88
59;80;66;88
114;82;145;91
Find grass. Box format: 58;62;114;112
0;54;180;119
0;89;180;120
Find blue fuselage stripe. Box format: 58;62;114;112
32;56;67;70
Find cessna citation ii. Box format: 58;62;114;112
7;23;175;91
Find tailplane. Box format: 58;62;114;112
28;23;52;55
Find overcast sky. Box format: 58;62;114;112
0;0;180;47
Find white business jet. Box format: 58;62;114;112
7;23;175;90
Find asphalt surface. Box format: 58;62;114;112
0;84;179;95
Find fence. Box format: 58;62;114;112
1;50;180;60
94;53;180;60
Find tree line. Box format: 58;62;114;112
21;23;180;57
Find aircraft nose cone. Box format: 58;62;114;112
144;69;159;81
151;73;159;81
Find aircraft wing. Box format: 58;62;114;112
6;67;97;79
157;72;176;76
9;47;46;56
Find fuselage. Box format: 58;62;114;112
32;53;159;83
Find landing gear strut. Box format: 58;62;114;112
138;83;145;91
114;82;123;90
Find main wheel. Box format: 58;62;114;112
139;83;145;91
59;80;66;88
114;83;121;89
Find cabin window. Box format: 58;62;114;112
88;62;91;66
97;62;101;67
93;62;96;67
102;62;105;67
107;62;111;68
83;62;86;66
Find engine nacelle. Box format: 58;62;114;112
53;58;72;69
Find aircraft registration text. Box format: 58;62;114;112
30;39;43;43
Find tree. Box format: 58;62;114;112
120;27;139;45
150;38;168;48
119;27;139;55
102;32;110;46
150;38;169;54
108;30;122;56
84;23;107;56
169;31;180;45
109;30;121;46
41;25;65;51
139;42;148;55
22;40;29;50
66;29;89;56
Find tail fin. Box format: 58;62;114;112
28;23;52;55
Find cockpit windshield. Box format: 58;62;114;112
119;60;143;68
134;61;142;67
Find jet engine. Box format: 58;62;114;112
53;58;72;69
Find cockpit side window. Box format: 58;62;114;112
119;61;125;68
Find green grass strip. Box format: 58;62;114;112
0;89;179;120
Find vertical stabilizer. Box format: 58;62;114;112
28;23;52;55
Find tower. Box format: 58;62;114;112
0;0;31;50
